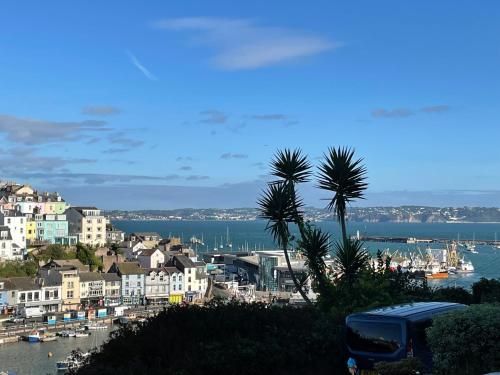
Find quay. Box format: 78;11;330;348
360;235;497;246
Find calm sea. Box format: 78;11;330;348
113;220;500;287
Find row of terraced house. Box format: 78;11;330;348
0;182;125;262
0;253;209;315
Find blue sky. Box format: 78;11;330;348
1;1;499;209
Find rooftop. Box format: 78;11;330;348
10;277;40;291
101;273;121;282
79;272;104;282
112;262;143;275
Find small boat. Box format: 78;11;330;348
56;361;69;371
27;331;40;343
75;332;90;338
85;322;107;330
457;257;475;273
426;271;449;280
40;335;57;342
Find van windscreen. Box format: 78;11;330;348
347;321;403;354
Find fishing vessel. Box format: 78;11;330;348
189;235;204;246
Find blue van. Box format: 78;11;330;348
345;302;466;373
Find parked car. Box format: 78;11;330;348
345;302;466;374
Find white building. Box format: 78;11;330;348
164;266;184;304
0;210;26;251
79;272;105;308
0;226;21;261
66;207;106;246
144;268;169;305
170;255;207;302
138;248;165;268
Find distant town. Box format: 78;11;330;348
105;206;500;223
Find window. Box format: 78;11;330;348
179;275;183;282
20;293;26;302
188;286;191;291
34;292;39;300
173;285;176;291
125;289;129;295
137;282;141;287
86;235;91;239
67;281;74;288
67;291;74;298
28;292;33;301
54;290;58;299
188;277;191;282
346;322;402;354
125;282;129;287
173;275;176;282
7;219;10;224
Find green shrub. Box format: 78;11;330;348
472;278;500;304
374;357;424;375
77;302;346;375
426;304;500;375
430;286;473;305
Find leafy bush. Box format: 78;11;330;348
472;278;500;304
0;261;38;277
374;358;424;375
76;302;346;375
427;304;500;375
430;286;473;305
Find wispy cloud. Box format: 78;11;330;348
0;114;108;145
10;172;180;185
372;105;451;119
200;110;228;124
372;108;413;118
82;106;121;116
153;17;338;70
221;152;248;159
126;50;157;80
102;148;129;154
108;132;144;148
421;105;450;113
179;165;192;171
176;156;196;162
249;114;288;121
185;175;210;181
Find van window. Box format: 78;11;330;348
347;321;402;353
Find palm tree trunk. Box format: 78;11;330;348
283;241;311;304
340;208;348;244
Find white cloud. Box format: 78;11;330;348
126;50;157;80
153;17;338;70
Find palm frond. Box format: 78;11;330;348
270;148;312;184
317;146;368;219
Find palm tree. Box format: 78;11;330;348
332;238;370;285
317;147;368;244
258;181;311;304
297;223;331;298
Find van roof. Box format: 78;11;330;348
348;302;465;321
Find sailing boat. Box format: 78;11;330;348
466;233;478;254
494;232;500;249
225;226;233;249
